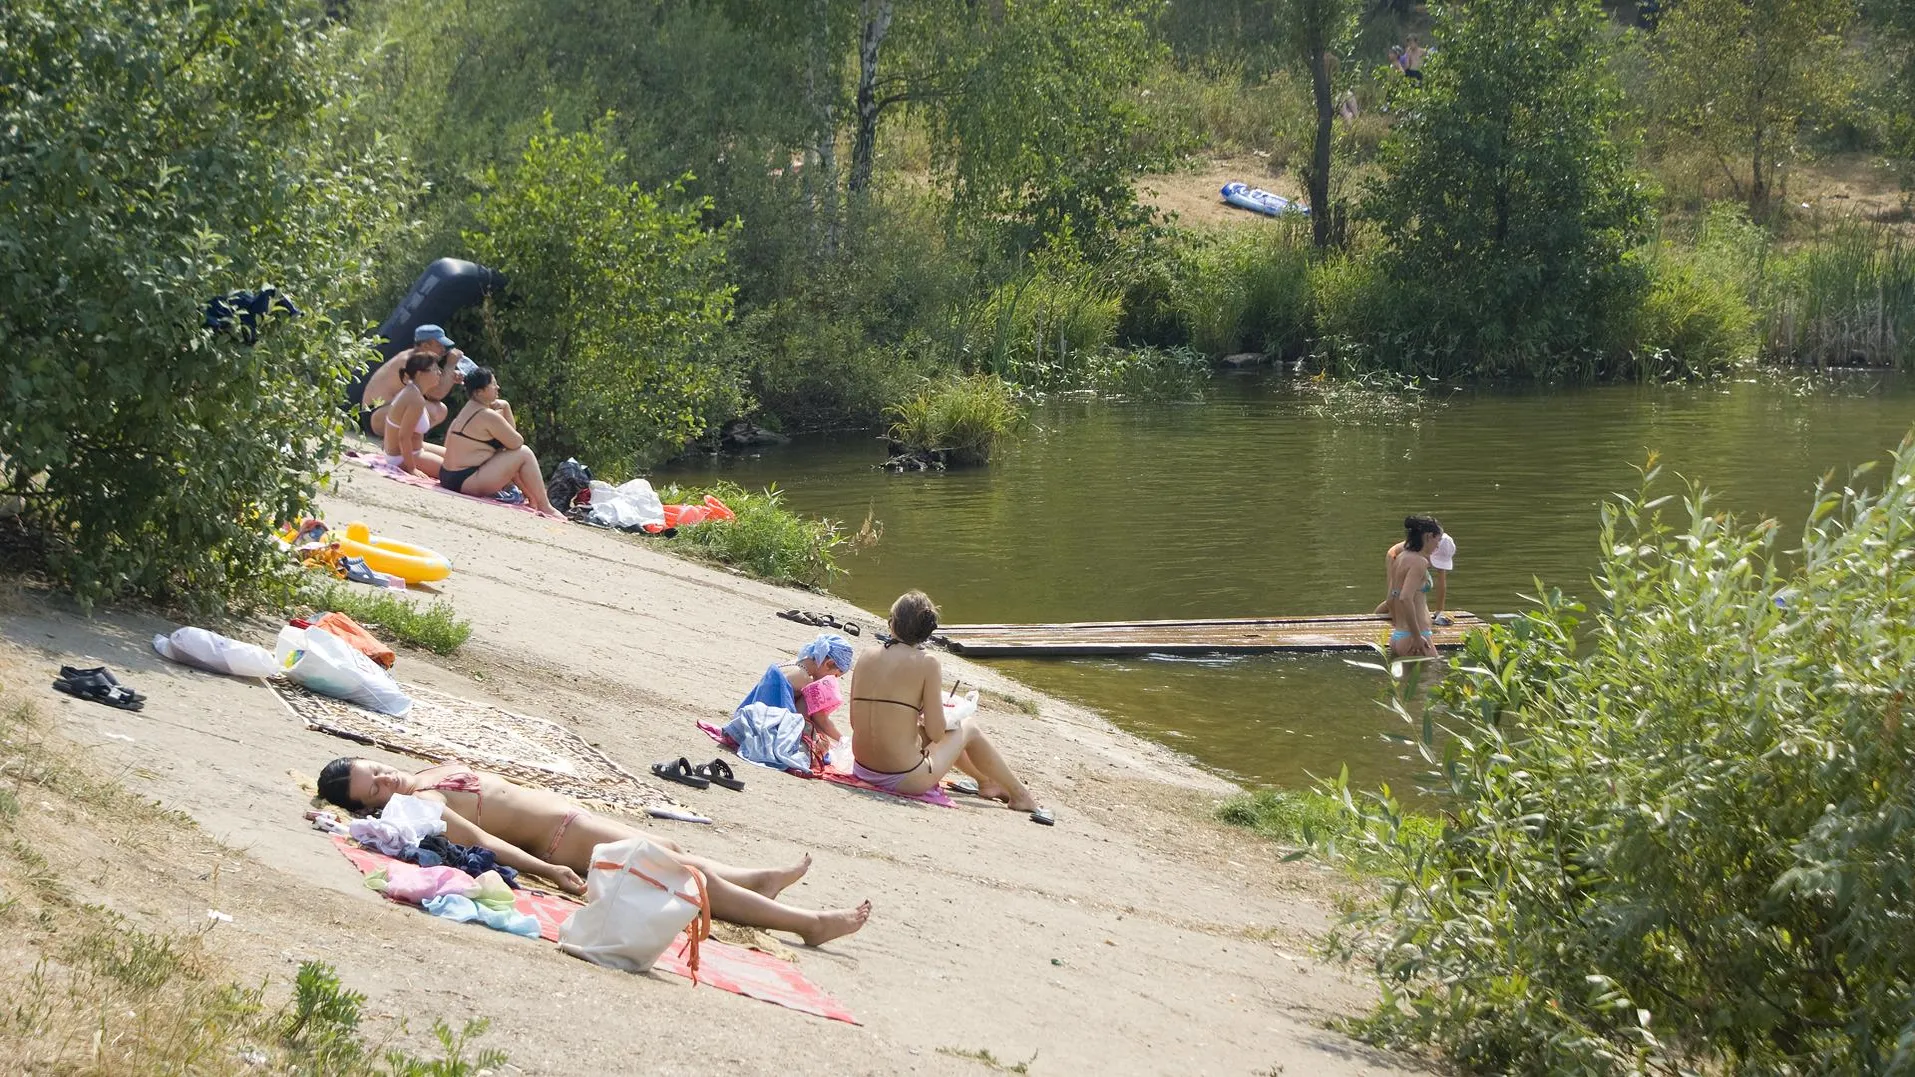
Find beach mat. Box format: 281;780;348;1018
277;681;684;814
697;721;955;807
331;837;857;1024
341;450;553;519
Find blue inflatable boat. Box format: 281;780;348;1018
1221;181;1308;217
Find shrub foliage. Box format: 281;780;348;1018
1326;441;1915;1073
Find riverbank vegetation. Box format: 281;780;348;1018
5;0;1915;601
1314;441;1915;1072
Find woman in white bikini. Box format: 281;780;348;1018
315;758;872;945
381;352;445;480
847;591;1052;824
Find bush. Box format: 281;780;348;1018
465;115;739;475
296;577;472;655
0;0;403;611
1170;226;1314;358
1085;346;1213;401
1767;220;1915;369
1323;443;1915;1073
653;481;848;590
974;251;1123;387
1627;248;1758;378
1218;784;1440;872
884;375;1029;465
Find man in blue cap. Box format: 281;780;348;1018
353;324;466;440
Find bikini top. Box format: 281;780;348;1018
451;411;508;451
421;769;484;822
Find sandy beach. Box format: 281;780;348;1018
0;463;1420;1075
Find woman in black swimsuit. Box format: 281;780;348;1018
436;366;565;519
847;591;1050;823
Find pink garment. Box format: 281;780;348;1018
800;675;844;717
369;861;476;904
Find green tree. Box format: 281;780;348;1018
465;117;740;473
1284;0;1361;248
1362;0;1649;376
0;0;402;609
1654;0;1856;215
1325;441;1915;1073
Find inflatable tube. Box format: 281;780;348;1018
336;521;452;584
345;258;507;406
1220;181;1309;218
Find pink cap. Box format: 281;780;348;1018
801;675;844;717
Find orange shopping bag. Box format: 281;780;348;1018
313;612;397;669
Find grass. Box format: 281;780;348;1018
0;692;505;1075
296;576;473;655
1767;219;1915;368
653;479;854;590
937;1046;1038;1074
1216;787;1442;874
884;374;1029;466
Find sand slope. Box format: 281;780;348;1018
1;463;1422;1075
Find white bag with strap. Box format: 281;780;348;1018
557;837;710;978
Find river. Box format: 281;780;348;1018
665;370;1915;795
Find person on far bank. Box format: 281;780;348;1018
437;366;565;518
1383;515;1444;659
1375;519;1455;625
848;591;1054;825
355;324;465;440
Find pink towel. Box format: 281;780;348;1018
343;451;552;519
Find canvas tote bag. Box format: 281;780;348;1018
557;837;711;980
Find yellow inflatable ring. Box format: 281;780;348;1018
336;521;452;584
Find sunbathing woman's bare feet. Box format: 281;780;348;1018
800;900;873;946
755;854;812;899
974;782;1038;813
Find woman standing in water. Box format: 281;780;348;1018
1386;515;1444;658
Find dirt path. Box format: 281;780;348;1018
0;464;1421;1076
1139;155;1310;230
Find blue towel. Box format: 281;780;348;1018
421;894;541;937
722;702;811;772
737;663;797;712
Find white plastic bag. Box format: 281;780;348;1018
274;625;412;716
557;837;709;975
152;627;280;678
586;478;666;530
941;688;979;731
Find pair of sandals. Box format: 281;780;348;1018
777;610;860;635
53;665;145;711
652;757;744;791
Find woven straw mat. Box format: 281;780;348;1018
273;681;682;815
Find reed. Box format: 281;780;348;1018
1767;220;1915;369
883;374;1029;466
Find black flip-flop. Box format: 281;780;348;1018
651;757;709;789
1030;808;1056;826
777;609;824;627
840;620;861;636
59;665;146;704
695;759;745;791
53;671;144;711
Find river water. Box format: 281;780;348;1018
666;371;1915;794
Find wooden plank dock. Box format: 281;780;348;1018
935;611;1491;657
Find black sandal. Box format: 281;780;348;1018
695;759;745;791
59;665;146;704
53;670;144;711
651;757;709;789
777;609;824;627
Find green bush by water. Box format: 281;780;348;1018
1170;226;1314;358
1319;442;1915;1073
654;481;847;591
884;375;1029;465
1217;786;1440;872
1768;220;1915;369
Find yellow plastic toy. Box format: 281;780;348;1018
335;521;452;584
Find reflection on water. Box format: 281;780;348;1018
665;371;1915;793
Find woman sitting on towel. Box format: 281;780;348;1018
315;758;872;945
436;366;565;519
848;591;1051;824
382;352;447;480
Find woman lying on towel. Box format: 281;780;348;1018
849;591;1053;825
315;758;872;945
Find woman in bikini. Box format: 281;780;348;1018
315;758;872;946
847;591;1051;824
1386;515;1443;659
436;366;564;518
381;352;446;480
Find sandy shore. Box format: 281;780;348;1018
0;463;1420;1075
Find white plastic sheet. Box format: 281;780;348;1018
152;626;280;678
586;478;665;530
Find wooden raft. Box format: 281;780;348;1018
935;611;1490;657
